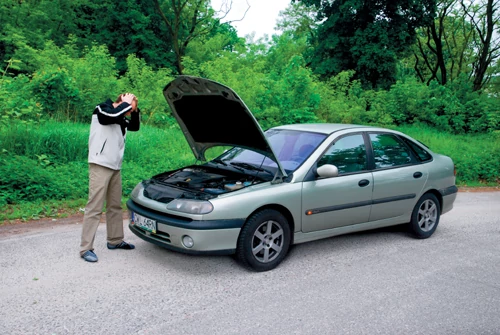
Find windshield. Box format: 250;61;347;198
215;129;327;173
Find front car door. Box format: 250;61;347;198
301;133;373;233
368;132;429;222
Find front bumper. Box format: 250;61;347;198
127;200;243;255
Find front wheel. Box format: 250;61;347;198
236;209;291;272
408;193;441;239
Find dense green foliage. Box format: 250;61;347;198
0;0;499;221
0;0;176;73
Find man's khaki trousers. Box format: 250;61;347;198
80;163;124;256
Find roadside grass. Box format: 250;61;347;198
0;121;89;163
395;125;500;186
0;121;194;222
1;198;88;223
0;121;499;223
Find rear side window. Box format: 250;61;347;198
369;133;412;169
401;137;433;162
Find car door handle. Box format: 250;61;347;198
413;172;423;179
358;179;370;187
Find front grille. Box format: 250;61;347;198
136;225;172;244
155;231;172;243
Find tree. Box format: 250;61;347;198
462;0;500;91
0;0;83;69
299;0;438;89
412;0;499;91
152;0;222;74
276;2;319;40
183;22;244;73
71;0;176;73
0;0;177;74
412;0;472;85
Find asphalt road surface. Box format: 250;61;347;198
1;192;499;335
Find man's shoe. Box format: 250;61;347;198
81;250;98;262
107;241;135;250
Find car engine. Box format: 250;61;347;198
142;166;268;203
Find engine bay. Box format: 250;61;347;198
142;165;271;203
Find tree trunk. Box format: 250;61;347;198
462;0;499;91
472;0;496;91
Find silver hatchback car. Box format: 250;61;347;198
127;76;457;271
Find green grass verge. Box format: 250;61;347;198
1;198;88;223
395;125;500;185
0;121;499;223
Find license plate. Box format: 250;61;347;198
132;212;157;234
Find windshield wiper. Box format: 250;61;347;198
211;158;227;166
230;162;273;176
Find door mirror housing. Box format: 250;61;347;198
316;164;339;178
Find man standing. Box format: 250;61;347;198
80;93;140;262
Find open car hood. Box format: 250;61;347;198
163;76;287;177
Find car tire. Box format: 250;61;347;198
408;193;441;239
236;209;291;272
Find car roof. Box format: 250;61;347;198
270;123;385;135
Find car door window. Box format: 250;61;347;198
369;133;412;169
400;137;432;162
317;134;367;174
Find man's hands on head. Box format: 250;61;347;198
131;98;138;112
121;93;135;105
121;93;138;115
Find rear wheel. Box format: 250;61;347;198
236;209;291;272
408;193;441;239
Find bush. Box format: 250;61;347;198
371;78;500;134
118;54;176;127
6;41;177;125
0;155;85;205
12;40;120;122
0;74;43;126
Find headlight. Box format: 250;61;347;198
167;199;213;214
130;183;143;199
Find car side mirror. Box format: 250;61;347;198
316;164;339;178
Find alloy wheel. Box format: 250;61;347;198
251;220;284;263
417;199;438;232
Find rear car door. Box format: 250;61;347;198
301;133;373;233
368;132;428;222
